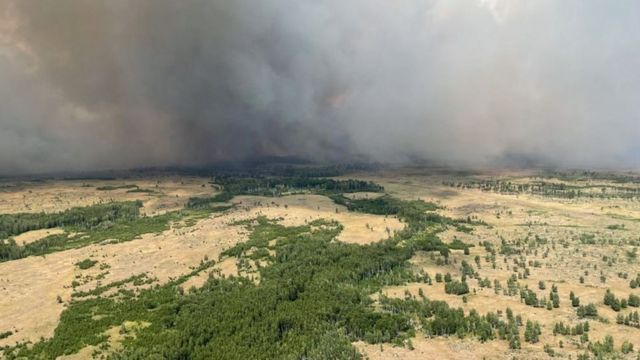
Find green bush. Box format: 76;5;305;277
75;259;98;270
444;280;469;295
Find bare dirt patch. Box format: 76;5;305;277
342;192;385;200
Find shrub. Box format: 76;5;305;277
75;258;98;270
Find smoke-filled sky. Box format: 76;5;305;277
1;0;639;175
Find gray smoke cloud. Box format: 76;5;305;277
1;0;639;175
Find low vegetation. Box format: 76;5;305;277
75;258;98;270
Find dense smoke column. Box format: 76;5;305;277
0;0;638;174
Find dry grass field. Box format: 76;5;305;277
346;169;640;359
1;168;640;359
0;177;212;216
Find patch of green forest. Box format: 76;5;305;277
444;178;640;199
0;202;142;239
0;202;217;262
187;177;383;209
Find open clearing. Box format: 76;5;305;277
0;177;212;216
231;194;403;245
13;228;65;245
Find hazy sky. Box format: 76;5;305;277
1;0;639;174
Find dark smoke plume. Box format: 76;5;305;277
0;0;639;174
